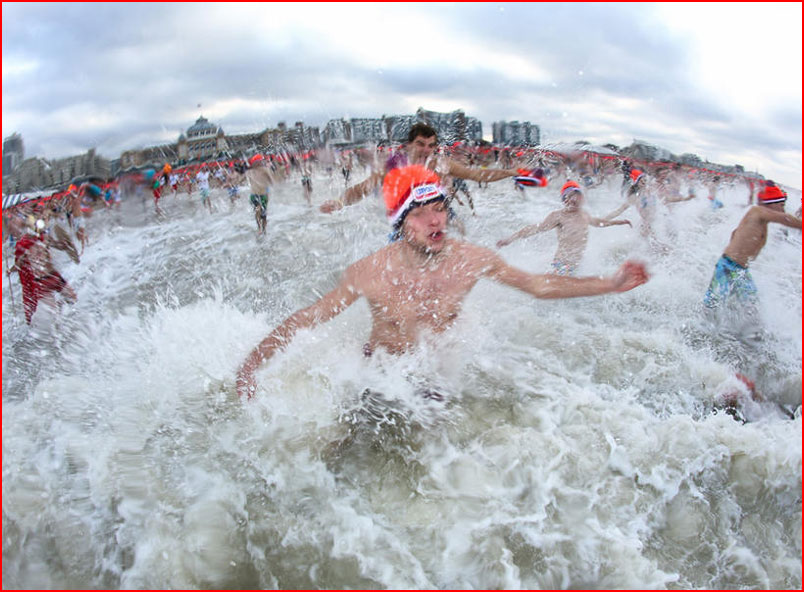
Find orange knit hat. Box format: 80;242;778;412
383;165;445;229
560;180;582;201
757;184;786;204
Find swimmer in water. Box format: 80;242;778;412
237;165;649;399
604;169;657;239
703;183;801;312
497;180;632;276
319;123;521;214
246;153;275;235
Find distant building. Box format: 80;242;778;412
384;115;416;142
287;121;320;150
3;132;25;175
177;116;229;163
2;148;110;194
350;118;386;143
677;152;703;167
119;115;324;169
465;117;483;141
492;120;540;146
619;141;747;176
323;118;352;145
325;109;483;146
120;144;179;170
415;108;483;144
623;139;674;162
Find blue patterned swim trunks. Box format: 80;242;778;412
703;255;757;308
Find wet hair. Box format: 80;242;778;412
408;122;438;144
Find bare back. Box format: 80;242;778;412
724;205;801;267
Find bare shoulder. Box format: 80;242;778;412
544;209;564;224
346;244;395;281
746;205;766;218
448;239;505;270
756;204;800;225
449;238;494;257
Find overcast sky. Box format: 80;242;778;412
3;2;801;187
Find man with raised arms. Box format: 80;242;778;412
237;165;649;399
703;183;801;311
497;180;632;276
318;123;521;214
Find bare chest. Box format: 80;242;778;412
366;265;479;327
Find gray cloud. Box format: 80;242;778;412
2;2;800;186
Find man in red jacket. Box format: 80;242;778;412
14;231;77;324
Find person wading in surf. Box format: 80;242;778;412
237;165;650;399
318;123;521;214
703;183;801;312
496;180;632;276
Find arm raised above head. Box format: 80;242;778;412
236;267;361;399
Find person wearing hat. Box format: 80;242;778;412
703;183;801;310
67;184;89;254
496;180;632;276
237;165;649;399
245;153;276;235
604;168;658;238
319;123;520;214
12;224;77;325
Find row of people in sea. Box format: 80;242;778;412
3;124;796;320
234;126;801;423
1;134;769;248
4;125;800;416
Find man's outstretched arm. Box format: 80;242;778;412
482;247;649;298
320;171;385;213
447;159;519;183
236;273;360;398
497;212;560;248
603;201;631;221
757;206;802;230
588;216;632;228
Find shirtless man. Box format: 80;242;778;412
319;123;520;214
195;166;213;213
237;165;649;399
496;180;631;276
67;184;89;254
301;158;313;206
246;154;275;235
703;184;801;310
655;165;696;206
605;169;656;238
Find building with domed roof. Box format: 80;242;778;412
177;116;229;163
117;116;322;171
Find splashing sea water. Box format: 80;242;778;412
3;172;801;588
